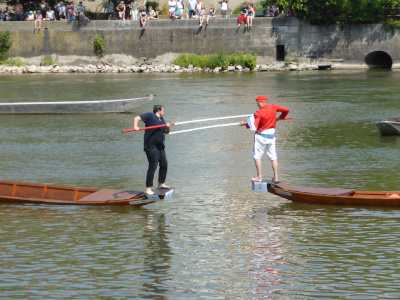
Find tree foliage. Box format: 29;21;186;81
0;0;95;11
278;0;400;25
0;31;12;62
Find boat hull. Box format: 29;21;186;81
0;94;153;114
0;180;173;206
377;121;400;135
261;181;400;208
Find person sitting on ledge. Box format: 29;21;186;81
272;3;279;16
148;6;159;20
59;2;67;20
264;3;274;17
198;5;205;27
237;3;248;31
206;4;215;24
140;5;147;28
26;11;35;21
285;7;293;17
43;7;55;21
34;10;43;31
171;4;182;20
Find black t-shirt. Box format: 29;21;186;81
240;6;248;14
140;112;166;150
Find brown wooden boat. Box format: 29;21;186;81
252;181;400;207
0;180;174;206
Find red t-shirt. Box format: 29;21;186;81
253;103;289;132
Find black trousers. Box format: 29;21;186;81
145;148;168;188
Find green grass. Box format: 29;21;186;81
172;51;257;70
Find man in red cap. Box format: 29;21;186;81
239;95;289;183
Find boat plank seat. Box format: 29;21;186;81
76;189;142;202
388;114;400;122
275;182;355;196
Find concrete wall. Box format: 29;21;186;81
1;17;399;64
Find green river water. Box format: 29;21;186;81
0;70;399;298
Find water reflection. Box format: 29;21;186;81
250;209;284;297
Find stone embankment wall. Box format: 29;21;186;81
1;17;399;66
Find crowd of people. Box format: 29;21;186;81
0;0;89;24
0;0;292;29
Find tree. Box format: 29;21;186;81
278;0;400;25
0;0;95;12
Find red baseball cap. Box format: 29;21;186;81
256;95;268;103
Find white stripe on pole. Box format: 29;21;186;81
169;122;239;135
174;114;251;126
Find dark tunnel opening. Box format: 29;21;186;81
364;51;393;69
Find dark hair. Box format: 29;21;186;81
153;105;164;113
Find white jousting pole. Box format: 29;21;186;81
173;114;251;126
169;122;239;135
122;114;251;133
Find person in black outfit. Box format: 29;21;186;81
133;105;171;195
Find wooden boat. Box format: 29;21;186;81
252;180;400;207
377;114;400;135
0;94;154;114
0;180;174;206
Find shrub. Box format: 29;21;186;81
172;51;258;70
43;55;55;66
0;31;12;62
159;2;169;15
146;1;159;11
94;35;105;57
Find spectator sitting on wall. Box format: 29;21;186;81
188;0;196;19
104;0;115;20
247;3;254;28
76;1;88;20
219;0;228;18
285;7;293;17
148;6;159;20
140;5;147;28
171;4;182;20
237;3;248;31
59;2;67;20
0;10;4;21
272;3;279;16
24;10;30;20
206;4;215;24
43;7;55;20
168;0;176;18
26;11;35;21
264;3;274;17
198;4;205;27
34;10;43;30
13;1;24;21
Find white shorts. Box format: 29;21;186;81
253;131;277;161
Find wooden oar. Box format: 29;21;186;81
122;114;251;133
